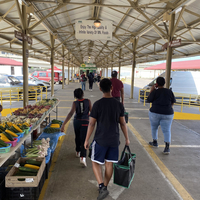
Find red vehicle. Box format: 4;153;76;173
31;71;60;84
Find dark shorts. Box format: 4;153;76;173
91;141;119;164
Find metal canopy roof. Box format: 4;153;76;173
0;0;200;69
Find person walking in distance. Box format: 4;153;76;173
84;78;130;200
61;88;92;167
80;72;87;91
110;71;124;104
147;77;176;154
88;72;94;91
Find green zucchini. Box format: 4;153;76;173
10;126;19;133
3;132;14;141
5;122;9;129
25;159;41;166
14;171;37;176
0;125;5;131
19;167;38;173
0;139;7;147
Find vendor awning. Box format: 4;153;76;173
0;57;23;66
47;66;62;72
144;60;200;70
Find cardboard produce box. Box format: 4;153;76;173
5;157;45;188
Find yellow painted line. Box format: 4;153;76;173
129;117;149;119
174;112;200;120
127;122;194;200
39;120;70;200
159;145;200;148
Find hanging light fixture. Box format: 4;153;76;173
94;20;101;28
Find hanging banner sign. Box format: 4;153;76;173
14;31;33;45
80;63;96;68
169;39;181;47
75;20;112;40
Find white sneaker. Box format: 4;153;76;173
76;152;80;158
80;157;87;167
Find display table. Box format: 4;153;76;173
0;100;59;167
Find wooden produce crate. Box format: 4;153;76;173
5;157;46;188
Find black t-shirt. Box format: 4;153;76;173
74;99;90;120
88;74;94;82
90;97;124;147
147;88;176;115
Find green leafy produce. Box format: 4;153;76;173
51;119;63;125
44;127;60;133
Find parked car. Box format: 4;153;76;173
16;76;50;91
0;74;38;98
140;71;200;103
31;71;60;84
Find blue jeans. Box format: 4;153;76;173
81;81;85;91
148;111;174;143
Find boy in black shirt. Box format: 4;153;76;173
84;78;130;200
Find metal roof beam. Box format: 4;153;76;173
29;3;65;31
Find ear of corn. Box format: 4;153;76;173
24;164;40;170
13;124;23;133
50;124;60;128
5;130;18;137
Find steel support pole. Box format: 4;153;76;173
50;34;55;96
130;39;137;99
119;48;122;80
71;57;73;81
62;46;65;89
22;5;28;108
68;53;70;85
165;13;175;89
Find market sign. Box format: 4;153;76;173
75;20;112;40
80;63;96;70
169;39;181;47
14;30;33;45
81;63;86;68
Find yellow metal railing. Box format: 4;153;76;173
0;86;48;105
138;89;200;112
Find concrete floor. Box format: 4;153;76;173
38;81;200;200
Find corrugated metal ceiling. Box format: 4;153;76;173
0;0;199;68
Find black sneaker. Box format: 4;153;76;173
149;140;158;147
97;186;109;200
163;147;170;154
